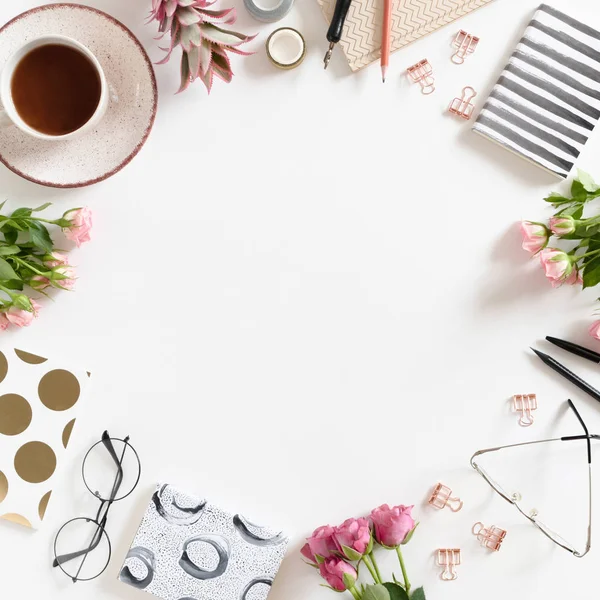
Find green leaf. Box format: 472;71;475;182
362;585;391;600
341;545;363;561
383;583;410;600
2;279;22;291
544;192;572;205
32;202;52;212
28;223;53;253
572;179;587;202
557;203;584;219
11;207;32;218
3;227;17;245
342;572;357;590
410;587;426;600
578;170;600;192
583;256;600;289
314;554;325;565
0;245;19;256
0;200;7;212
401;523;419;545
12;294;32;311
0;257;19;281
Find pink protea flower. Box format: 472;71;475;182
150;0;256;94
539;248;574;288
520;221;549;255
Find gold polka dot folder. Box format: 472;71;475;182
316;0;496;72
0;349;90;529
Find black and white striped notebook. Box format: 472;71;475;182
473;4;600;179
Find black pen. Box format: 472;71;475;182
531;348;600;404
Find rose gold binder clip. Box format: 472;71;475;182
428;483;463;512
449;87;477;120
513;393;537;427
452;30;480;64
472;522;507;552
407;59;435;95
437;549;460;581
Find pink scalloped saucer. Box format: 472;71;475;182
0;4;158;188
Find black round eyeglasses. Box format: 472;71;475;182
53;431;141;582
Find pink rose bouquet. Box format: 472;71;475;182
302;505;423;600
0;202;92;330
522;170;600;339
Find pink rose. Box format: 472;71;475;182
563;267;583;286
333;518;371;559
539;248;573;288
520;221;549;255
370;504;415;547
302;525;337;563
0;313;9;331
6;299;41;328
549;216;576;237
54;266;76;290
30;275;50;291
63;207;93;247
44;252;70;268
318;557;357;591
590;321;600;341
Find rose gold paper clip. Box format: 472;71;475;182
513;393;537;427
437;549;460;580
472;522;506;551
452;30;479;64
428;483;463;512
407;59;435;95
449;87;477;120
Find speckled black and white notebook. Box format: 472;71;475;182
119;484;289;600
473;4;600;179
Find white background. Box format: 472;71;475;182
2;0;600;598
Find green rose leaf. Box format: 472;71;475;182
0;257;19;281
314;554;326;565
28;223;53;253
578;170;600;193
2;227;18;245
410;587;426;600
583;256;600;289
572;179;587;202
383;583;410;600
0;245;20;256
32;202;52;212
363;584;391;600
11;207;32;219
342;545;363;561
544;192;573;205
2;279;23;291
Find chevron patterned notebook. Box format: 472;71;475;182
316;0;495;72
473;4;600;179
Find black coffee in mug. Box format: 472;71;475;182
11;43;102;136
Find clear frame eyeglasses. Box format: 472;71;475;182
471;399;597;558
